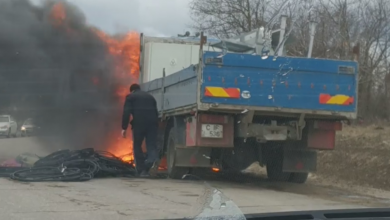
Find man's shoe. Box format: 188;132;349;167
148;160;160;177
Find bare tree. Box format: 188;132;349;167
189;0;390;120
289;0;390;118
189;0;278;38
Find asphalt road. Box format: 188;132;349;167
0;137;388;220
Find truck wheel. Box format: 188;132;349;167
7;129;11;138
289;172;309;184
266;148;291;181
222;139;258;171
167;129;189;179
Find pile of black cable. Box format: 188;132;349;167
8;148;136;182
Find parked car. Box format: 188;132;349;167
21;118;38;137
0;115;18;138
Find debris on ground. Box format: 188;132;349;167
15;153;41;166
0;159;22;167
0;148;136;182
1;153;41;168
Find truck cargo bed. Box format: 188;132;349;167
142;51;358;119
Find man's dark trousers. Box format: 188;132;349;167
132;123;159;174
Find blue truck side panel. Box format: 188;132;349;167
201;52;358;112
142;51;358;116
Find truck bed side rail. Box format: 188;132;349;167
200;52;358;119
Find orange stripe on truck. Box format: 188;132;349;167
204;87;240;98
319;94;354;105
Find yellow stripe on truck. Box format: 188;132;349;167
319;94;354;105
205;87;230;98
326;95;351;104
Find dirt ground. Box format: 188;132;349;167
313;124;390;191
2;124;389;194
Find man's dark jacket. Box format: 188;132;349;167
121;90;158;130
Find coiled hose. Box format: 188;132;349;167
0;148;136;182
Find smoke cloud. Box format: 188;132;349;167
0;0;125;150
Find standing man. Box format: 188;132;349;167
121;83;159;177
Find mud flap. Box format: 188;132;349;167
282;148;317;173
175;147;211;167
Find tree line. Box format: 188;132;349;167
189;0;390;121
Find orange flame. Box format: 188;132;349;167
107;137;134;163
50;3;75;35
94;30;140;163
49;2;142;165
94;30;140;100
50;2;66;26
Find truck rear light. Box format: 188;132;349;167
212;167;220;172
313;121;342;131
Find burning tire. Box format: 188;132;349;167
166;129;189;179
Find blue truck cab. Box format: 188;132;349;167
139;33;358;183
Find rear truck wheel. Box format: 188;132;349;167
265;141;316;184
167;129;189;179
289;172;309;184
266;147;291;181
222;139;258;171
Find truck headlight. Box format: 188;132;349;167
21;126;26;131
1;125;8;129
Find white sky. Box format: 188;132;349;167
31;0;193;37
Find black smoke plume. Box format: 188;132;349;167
0;0;122;150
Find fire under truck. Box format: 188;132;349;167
139;17;358;183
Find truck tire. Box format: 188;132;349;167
266;148;291;181
222;139;258;171
289;172;309;184
7;129;11;138
167;129;189;179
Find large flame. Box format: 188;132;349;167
49;3;169;170
50;2;140;164
94;31;140;164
